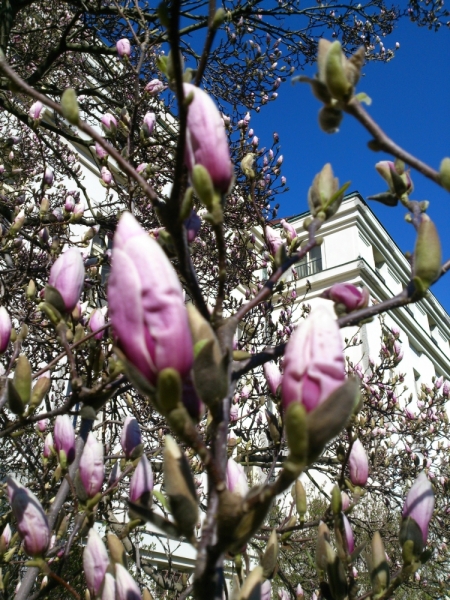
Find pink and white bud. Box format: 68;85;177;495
1;524;11;550
0;306;12;354
184;83;233;194
89;308;106;340
83;528;109;596
402;472;435;545
108;461;121;488
48;248;84;312
343;514;355;553
226;458;249;497
279;590;289;600
348;439;369;486
341;491;350;511
54;415;76;465
108;212;193;386
29;101;44;120
129;454;153;503
263;361;282;396
64;195;75;212
296;583;304;598
281;306;345;412
43;167;54;187
7;477;50;557
101;166;113;185
73;201;84;219
261;580;272;600
280;219;297;243
101;573;116;600
121;416;142;459
142;112;156;137
79;433;104;498
322;283;370;312
43;432;54;458
115;563;141;600
116;38;131;58
37;418;47;432
101;113;117;131
95;142;108;159
265;225;283;256
144;78;165;95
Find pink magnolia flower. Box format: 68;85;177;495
29;101;44;120
101;573;116;600
142;112;156;137
89;308;106;340
343;514;355;553
1;524;11;549
261;580;272;600
322;283;369;312
64;195;75;212
37;418;47;432
280;219;297;243
145;79;165;95
7;477;50;557
263;361;282;396
348;439;369;486
43;432;54;458
226;458;249;497
115;563;141;600
43;167;54;187
265;225;283;256
116;38;131;58
54;415;76;465
101;166;112;185
296;583;304;598
281;306;345;412
48;248;84;312
402;472;435;545
83;528;109;596
129;454;153;503
95;142;108;159
79;433;104;498
0;306;12;354
184;83;233;194
101;113;117;132
108;212;193;387
341;491;350;511
121;416;142;459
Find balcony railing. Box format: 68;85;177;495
295;257;323;279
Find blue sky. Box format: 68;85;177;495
250;19;450;312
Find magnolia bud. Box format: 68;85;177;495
61;88;80;125
413;215;442;293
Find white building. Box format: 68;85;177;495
279;192;450;393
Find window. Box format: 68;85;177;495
295;245;322;279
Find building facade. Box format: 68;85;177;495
280;192;450;396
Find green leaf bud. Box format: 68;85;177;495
61;88;79;125
284;402;308;465
331;485;342;515
324;42;353;102
14;354;31;407
316;521;330;572
318;106;343;134
294;480;307;520
163;436;198;540
370;531;390;594
439;157;450;192
413;215;442;292
261;529;278;579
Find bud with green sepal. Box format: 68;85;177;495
308;164;350;220
439;157;450;191
163;436;198;540
187;304;227;412
61;88;79;125
412;214;442;295
261;529;278;579
370;531;390;596
293;480;307;522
